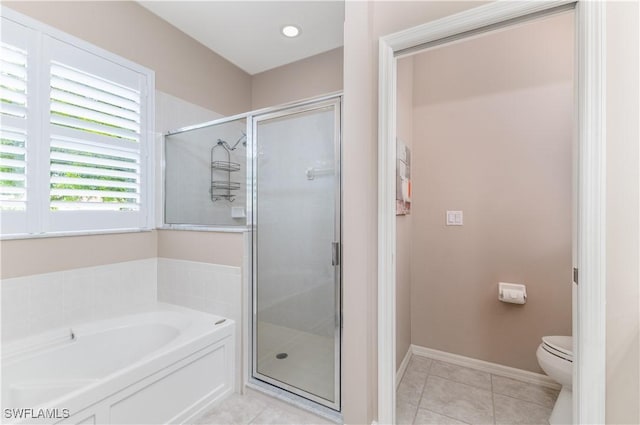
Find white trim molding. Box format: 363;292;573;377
411;345;561;391
378;1;606;425
396;347;412;389
574;1;607;424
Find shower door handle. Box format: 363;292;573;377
332;242;340;266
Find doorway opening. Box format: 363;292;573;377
378;2;606;424
394;9;574;425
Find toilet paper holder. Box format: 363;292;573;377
498;282;527;304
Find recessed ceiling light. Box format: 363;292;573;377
281;25;301;38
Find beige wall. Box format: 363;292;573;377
409;12;574;373
251;47;343;110
0;231;157;279
156;230;244;267
605;1;640;424
396;56;414;370
4;1;252;116
342;3;376;423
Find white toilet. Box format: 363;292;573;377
536;336;573;425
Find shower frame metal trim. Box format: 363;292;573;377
249;95;342;412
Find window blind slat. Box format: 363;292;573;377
0;102;27;118
50;188;139;200
0;60;27;80
50;75;139;113
0;186;27;194
50;176;139;190
1;45;27;65
0;200;26;209
51;138;139;160
0;87;27;105
50;163;139;181
51;88;139;122
51;101;140;133
0;172;26;181
49;151;139;172
0;144;26;156
50;201;136;211
0;158;26;168
51;62;139;102
0;73;27;92
51;114;138;141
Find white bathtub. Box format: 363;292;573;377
1;303;235;424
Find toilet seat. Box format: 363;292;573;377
536;336;573;424
542;336;573;362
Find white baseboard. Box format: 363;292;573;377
396;347;412;388
411;344;561;390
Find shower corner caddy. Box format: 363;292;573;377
210;144;241;202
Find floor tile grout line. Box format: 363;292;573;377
410;356;432;425
401;357;555;425
425;357;558;408
414;406;473;425
427;359;494;392
491;391;557;410
246;404;267;425
416;369;494;424
490;374;497;425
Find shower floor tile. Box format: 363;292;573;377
256;321;335;403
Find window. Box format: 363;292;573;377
0;9;154;236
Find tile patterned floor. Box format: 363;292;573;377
195;355;558;425
397;356;560;425
194;388;335;425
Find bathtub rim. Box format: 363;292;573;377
2;303;234;416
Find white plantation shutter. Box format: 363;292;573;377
49;137;141;211
46;37;151;232
0;42;29;211
49;60;142;213
0;9;154;236
0;44;28;119
0;127;27;210
0;16;34;235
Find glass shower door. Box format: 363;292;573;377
252;97;341;410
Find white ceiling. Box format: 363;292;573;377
138;1;344;75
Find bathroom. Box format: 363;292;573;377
393;10;574;425
1;1;639;425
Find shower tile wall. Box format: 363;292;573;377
1;259;158;342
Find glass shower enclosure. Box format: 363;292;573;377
252;97;341;410
165;117;248;227
164;95;341;411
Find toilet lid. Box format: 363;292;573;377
542;336;573;358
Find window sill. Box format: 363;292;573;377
0;228;154;241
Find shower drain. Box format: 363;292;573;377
276;353;288;360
